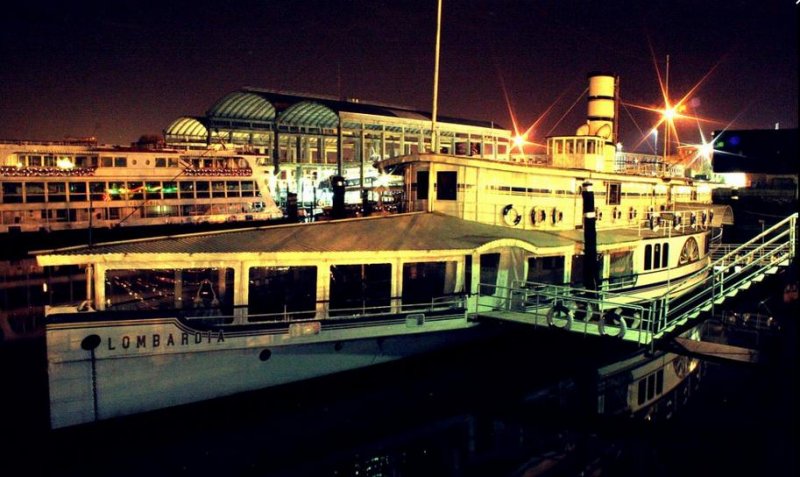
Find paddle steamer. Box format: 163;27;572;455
38;73;726;428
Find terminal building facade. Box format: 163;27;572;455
163;88;514;207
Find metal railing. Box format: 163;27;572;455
475;213;797;346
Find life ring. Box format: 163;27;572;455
690;212;697;228
701;211;708;227
598;307;628;338
708;210;714;225
502;204;522;226
552;208;563;224
546;301;574;330
595;207;603;221
574;301;595;322
646;207;655;221
629;207;637;220
612;207;618;221
674;213;682;229
531;207;544;226
648;215;659;231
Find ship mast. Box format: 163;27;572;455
431;0;443;154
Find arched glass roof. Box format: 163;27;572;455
164;117;208;139
278;101;339;128
207;92;276;122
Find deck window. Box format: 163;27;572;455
416;171;429;200
402;261;455;307
644;245;652;271
25;183;45;203
608;251;633;285
248;266;317;320
105;268;234;316
1;182;23;203
329;264;391;315
436;171;457;200
606;183;621;205
195;181;210;198
480;253;501;295
47;182;67;203
68;182;87;201
179;181;195;198
526;256;565;284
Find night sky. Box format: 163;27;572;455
1;0;797;152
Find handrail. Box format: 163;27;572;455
478;213;797;347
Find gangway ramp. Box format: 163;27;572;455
476;212;797;348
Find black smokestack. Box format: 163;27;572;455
582;181;599;290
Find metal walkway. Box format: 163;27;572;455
476;213;797;347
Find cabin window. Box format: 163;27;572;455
587;140;597;154
128;181;144;200
653;244;661;269
526;256;565;284
644;245;652;271
436;171;457;200
241;181;256;197
1;182;23;203
416;171;429;200
248;266;317;320
402;261;455;307
211;181;226;198
479;253;501;295
195;181;210;198
565;140;574;154
68;182;86;201
107;182;124;200
329;264;391;315
465;255;472;294
226;181;241;197
25;183;45;203
162;182;178;199
179;181;195;198
662;243;670;268
101;157;113;167
114;157;127;168
105;268;234;316
143;182;160;199
89;182;106;201
155;157;167;167
608;251;633;285
606;183;621;205
47;182;67;203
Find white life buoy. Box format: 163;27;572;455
546;301;574;330
598;307;628;338
552;208;563;224
502;204;522;226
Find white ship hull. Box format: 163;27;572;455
46;311;482;429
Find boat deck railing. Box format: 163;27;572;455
183;295;468;327
476;213;797;347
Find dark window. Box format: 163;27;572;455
402;261;446;306
68;182;87;201
480;253;501;295
638;379;647;405
607;183;621;205
644;245;652;271
662;243;669;268
417;171;429;200
2;182;23;203
436;171;457;200
329;264;391;314
527;256;565;284
653;244;661;269
248;266;317;319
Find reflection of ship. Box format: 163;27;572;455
38;73;730;429
0;258;85;344
595;324;703;421
0;139;283;248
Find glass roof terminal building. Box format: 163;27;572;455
163;88;514;205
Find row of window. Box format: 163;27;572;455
0;180;261;204
1;202;267;225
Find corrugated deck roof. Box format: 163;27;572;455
36;213;578;259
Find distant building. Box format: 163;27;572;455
711;128;798;203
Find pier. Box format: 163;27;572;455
476;213;797;348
